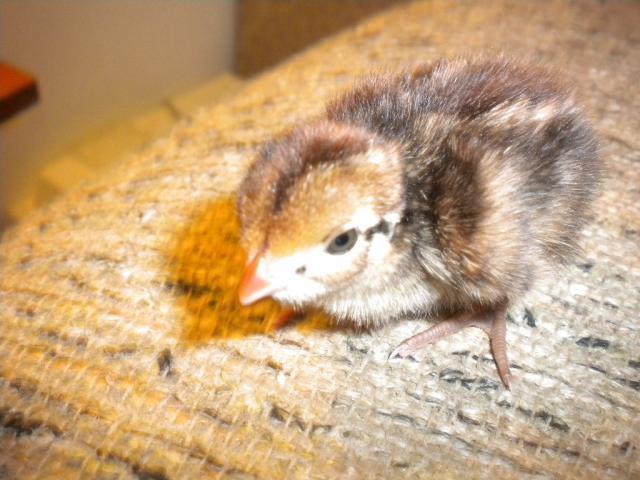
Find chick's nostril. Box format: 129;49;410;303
296;266;307;275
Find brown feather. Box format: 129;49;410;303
237;57;600;323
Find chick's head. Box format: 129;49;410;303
237;121;405;308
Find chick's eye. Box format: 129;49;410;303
327;228;358;254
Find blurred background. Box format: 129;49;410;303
0;0;404;232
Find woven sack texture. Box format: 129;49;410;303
0;1;639;478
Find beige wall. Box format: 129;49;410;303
0;0;235;213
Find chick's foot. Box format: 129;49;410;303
268;308;298;330
390;302;512;389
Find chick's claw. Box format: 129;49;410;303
390;303;512;389
236;60;597;390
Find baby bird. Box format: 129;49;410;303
236;58;600;388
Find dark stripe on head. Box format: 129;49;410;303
270;122;371;214
364;219;391;241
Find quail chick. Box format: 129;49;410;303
236;58;600;388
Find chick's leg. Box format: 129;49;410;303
390;302;512;389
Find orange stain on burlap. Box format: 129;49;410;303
168;198;332;341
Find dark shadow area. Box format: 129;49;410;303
235;0;409;76
166;197;337;342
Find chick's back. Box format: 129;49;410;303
328;58;600;305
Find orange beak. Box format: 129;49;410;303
238;253;278;305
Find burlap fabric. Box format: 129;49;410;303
1;1;639;478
